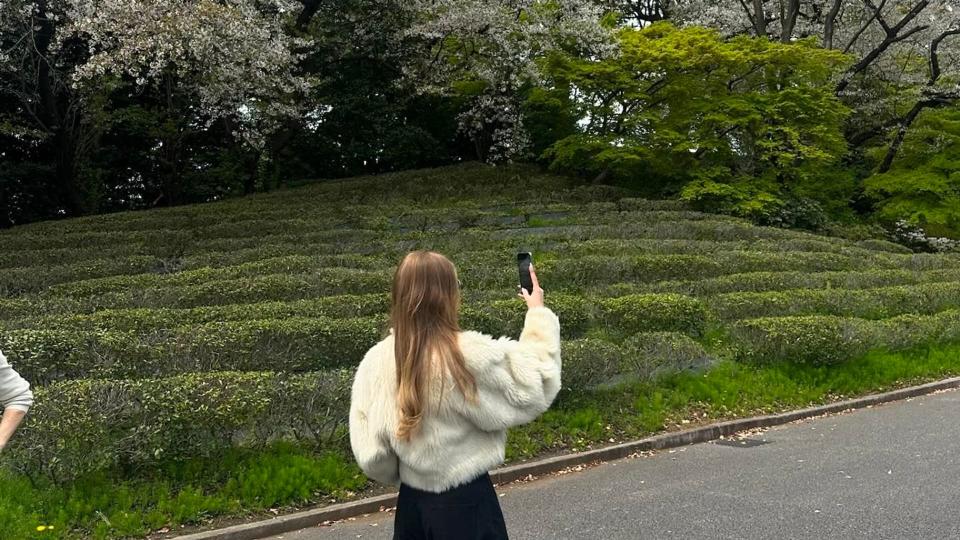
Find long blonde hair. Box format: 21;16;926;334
391;251;477;441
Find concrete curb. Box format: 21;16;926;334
173;376;960;540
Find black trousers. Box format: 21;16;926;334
393;472;509;540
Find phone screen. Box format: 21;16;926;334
517;252;534;294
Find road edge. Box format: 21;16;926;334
173;376;960;540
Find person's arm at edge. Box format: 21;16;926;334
0;351;34;452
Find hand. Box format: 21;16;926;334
518;263;545;309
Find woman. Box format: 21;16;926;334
350;251;561;540
0;350;34;452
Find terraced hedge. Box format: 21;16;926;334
2;162;960;482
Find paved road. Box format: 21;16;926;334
267;390;960;540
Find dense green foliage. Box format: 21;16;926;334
3;1;960;241
3;164;960;537
863;109;960;238
543;23;851;222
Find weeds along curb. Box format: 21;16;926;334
173;376;960;540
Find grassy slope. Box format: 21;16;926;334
3;162;960;538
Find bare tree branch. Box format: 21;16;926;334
843;0;887;54
878;24;960;172
929;26;960;84
837;0;931;94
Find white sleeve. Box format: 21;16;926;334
0;350;33;413
349;346;400;486
459;307;562;431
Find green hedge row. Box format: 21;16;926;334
460;293;593;339
709;282;960;321
0;299;34;320
1;230;912;296
5;331;715;482
42;256;378;297
560;237;901;257
5;196;696;255
0;316;386;385
732;309;960;365
31;251;843;309
7;240;950;299
5;295;390;332
45;268;393;310
0;293;705;383
599;294;708;336
0;245;144;270
534;251;901;288
6;370;353;482
644;268;960;296
0;172;595;238
0;256;158;295
562;332;714;392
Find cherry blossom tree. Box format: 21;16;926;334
402;0;613;161
1;0;310;209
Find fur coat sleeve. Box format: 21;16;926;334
0;350;33;413
349;340;401;486
457;306;562;432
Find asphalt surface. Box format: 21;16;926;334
266;389;960;540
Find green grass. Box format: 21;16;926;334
0;443;364;540
507;342;960;460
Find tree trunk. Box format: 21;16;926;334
34;0;86;215
752;0;768;36
54;129;86;215
822;0;843;49
780;0;800;43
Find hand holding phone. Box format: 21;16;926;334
517;252;544;309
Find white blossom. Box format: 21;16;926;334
403;0;613;161
53;0;310;140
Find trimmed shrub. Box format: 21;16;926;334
647;268;960;296
732;316;879;365
879;310;960;350
0;245;139;270
48;270;393;310
0;256;157;294
622;332;715;378
0;328;140;384
0;316;385;384
541;254;723;286
856;238;913;254
561;333;714;393
44;255;337;298
560;339;625;393
616;198;689;211
709;282;960;321
734;310;960;366
460;294;591;340
600;294;708;336
0;299;33;320
7;370;353;482
176;316;385;372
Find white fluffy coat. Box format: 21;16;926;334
0;350;33;413
349;306;561;493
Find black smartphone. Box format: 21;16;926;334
517;252;534;294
